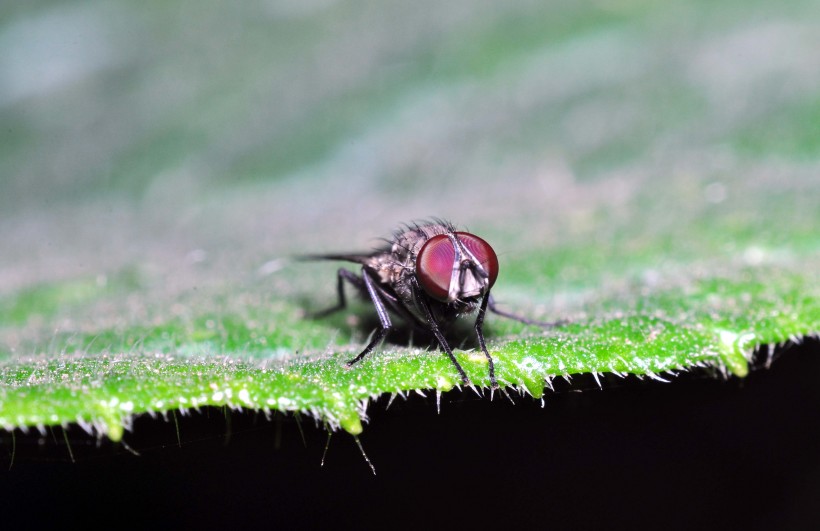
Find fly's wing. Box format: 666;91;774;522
295;252;375;264
295;238;394;265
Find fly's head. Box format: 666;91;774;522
415;230;499;305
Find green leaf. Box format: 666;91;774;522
1;0;818;440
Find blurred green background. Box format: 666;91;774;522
2;0;819;355
3;0;818;268
0;0;819;434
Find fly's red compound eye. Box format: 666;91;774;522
416;234;452;301
416;232;499;301
455;232;499;288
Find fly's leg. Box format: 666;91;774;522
488;295;568;328
474;292;498;389
308;268;363;319
411;281;471;386
345;269;392;367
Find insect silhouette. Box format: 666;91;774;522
302;220;563;389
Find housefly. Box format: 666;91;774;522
302;220;563;389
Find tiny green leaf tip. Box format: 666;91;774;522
715;330;754;378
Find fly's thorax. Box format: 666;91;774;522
355;224;440;304
389;223;451;266
364;252;405;287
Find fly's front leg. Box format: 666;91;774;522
474;292;498;389
309;268;364;319
488;295;568;328
411;281;471;386
345;268;392;367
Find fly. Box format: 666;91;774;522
302;220;564;389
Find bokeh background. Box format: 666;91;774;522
3;0;818;297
